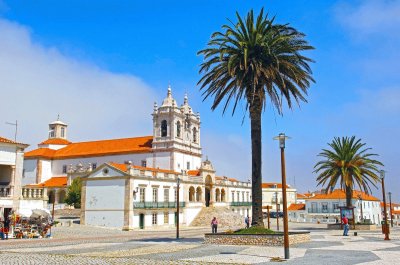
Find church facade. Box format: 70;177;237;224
23;86;252;229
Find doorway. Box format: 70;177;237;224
139;214;145;229
205;188;210;207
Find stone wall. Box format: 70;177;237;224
204;232;310;246
327;224;377;230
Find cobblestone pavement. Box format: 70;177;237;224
0;223;399;264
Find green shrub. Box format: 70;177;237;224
234;226;275;235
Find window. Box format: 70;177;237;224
176;121;181;138
322;203;328;212
62;165;67;174
164;188;169;202
141;160;147;167
174;188;177;202
333;203;339;211
152;188;158;203
92;163;97;170
232;191;235;202
152;213;157;225
161;120;168;137
61;127;65;138
49;130;55;138
193;127;197;143
140;188;146;202
186;162;190;170
237;191;240;202
164;212;169;224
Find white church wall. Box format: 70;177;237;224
41;160;53;182
150;152;170;170
173;152;201;171
22;159;37;186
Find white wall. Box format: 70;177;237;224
85;178;125;228
22;159;37;185
0;145;16;165
41;160;53;182
173;152;201;171
18;199;47;217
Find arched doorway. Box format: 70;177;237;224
189;186;195;202
205;175;213;207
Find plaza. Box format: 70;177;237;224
0;221;398;264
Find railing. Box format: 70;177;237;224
0;185;12;197
133;201;186;209
22;187;46;199
308;208;340;214
230;202;252;207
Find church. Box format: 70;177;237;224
23;86;252;229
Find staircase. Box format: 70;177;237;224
190;207;245;230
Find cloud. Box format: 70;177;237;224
336;0;400;39
0;18;157;146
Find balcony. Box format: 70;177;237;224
308;208;340;214
230;202;252;207
0;185;12;197
133;201;186;209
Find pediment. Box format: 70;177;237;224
85;164;127;179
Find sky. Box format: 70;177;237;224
0;0;399;201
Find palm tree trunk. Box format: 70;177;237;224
250;103;264;227
345;186;353;207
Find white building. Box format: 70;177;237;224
304;189;382;224
80;159;251;230
1;136;46;219
261;183;297;212
23;86;203;205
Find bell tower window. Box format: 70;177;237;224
176;121;181;138
61;127;65;138
161;120;168;137
193;127;197;143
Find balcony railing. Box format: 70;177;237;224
0;185;12;197
230;202;252;207
308;208;340;214
133;201;186;209
22;187;46;199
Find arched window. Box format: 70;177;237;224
189;186;195;202
196;187;202;202
193;127;197;143
58;189;66;203
176;121;181;138
161;120;168;137
221;189;226;202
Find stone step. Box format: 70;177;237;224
190;207;246;229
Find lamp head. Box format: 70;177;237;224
273;133;291;149
380;170;385;180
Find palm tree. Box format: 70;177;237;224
197;9;315;227
314;136;383;207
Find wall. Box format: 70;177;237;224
18;199;47;217
22;159;37;185
85;178;125;228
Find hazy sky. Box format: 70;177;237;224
0;0;399;201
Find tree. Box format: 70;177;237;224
64;177;82;209
314;136;383;207
198;9;314;226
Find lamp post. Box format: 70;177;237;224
274;133;290;259
389;192;393;228
380;170;390;240
275;191;279;231
176;177;180;239
358;195;363;223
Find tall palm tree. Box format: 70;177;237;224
197;9;315;227
314;136;383;207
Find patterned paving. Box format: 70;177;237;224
0;224;399;264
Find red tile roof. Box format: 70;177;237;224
39;138;72;145
288;203;306;211
188;170;200;176
109;162;179;175
24;148;57;159
262;183;289;189
35;176;67;188
393;210;400;215
25;136;153;159
308;189;380;201
0;136;28;146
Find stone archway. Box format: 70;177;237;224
205;175;213;207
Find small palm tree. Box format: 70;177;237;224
198;9;315;226
314;136;383;207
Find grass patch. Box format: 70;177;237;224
234;226;275;235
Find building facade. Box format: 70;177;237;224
261;183;297;212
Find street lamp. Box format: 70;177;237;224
380;170;390;240
176;177;181;239
358;195;363;223
274;133;290;259
389;192;393;228
275;191;279;231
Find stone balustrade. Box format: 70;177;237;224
0;185;12;197
22;187;47;199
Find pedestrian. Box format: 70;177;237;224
342;214;349;236
244;216;249;228
211;217;218;234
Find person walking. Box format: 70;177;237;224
342;214;349;236
211;217;218;234
3;218;10;240
245;216;250;228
